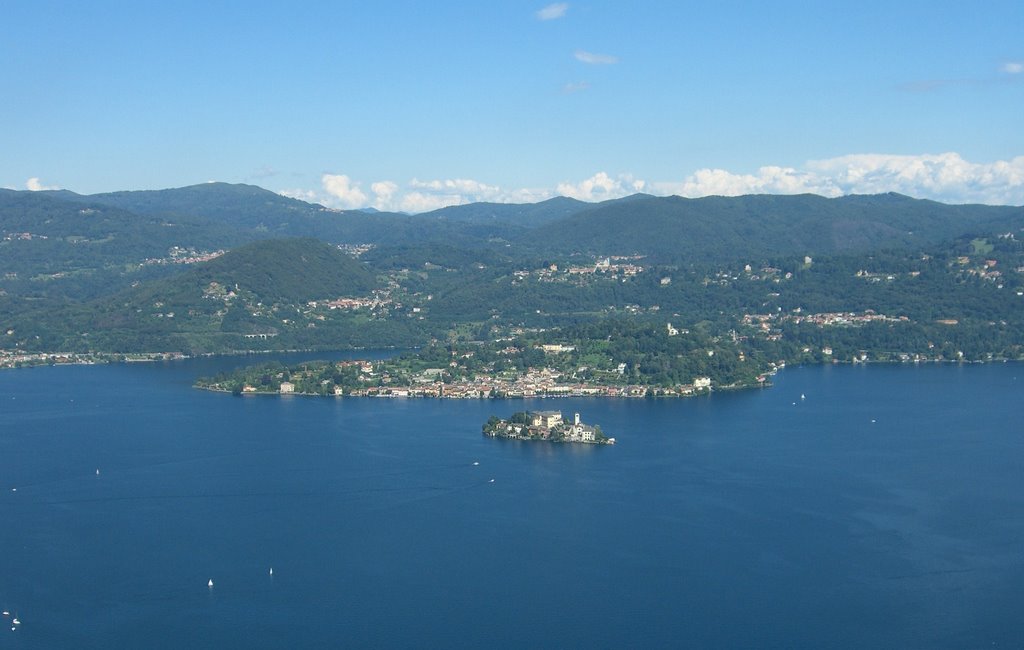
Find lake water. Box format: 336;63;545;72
1;359;1022;648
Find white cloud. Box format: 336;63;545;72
370;180;399;209
395;178;551;212
284;175;555;212
653;166;840;198
1003;61;1024;74
396;191;466;214
574;50;618;65
25;177;59;191
806;152;1024;204
278;188;320;203
277;153;1024;213
656;153;1024;205
557;172;645;201
409;177;502;196
536;2;568;20
321;173;368;209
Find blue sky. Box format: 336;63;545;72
3;1;1023;209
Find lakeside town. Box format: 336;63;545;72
200;358;726;399
0;350;188;369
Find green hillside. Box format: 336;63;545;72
3;238;383;354
0;189;242;300
168;237;377;302
422;196;588;227
50;182;524;247
4;183;1024;362
520;193;1024;262
50;182;323;229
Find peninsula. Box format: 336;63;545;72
483;411;614;445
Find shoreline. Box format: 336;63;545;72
4;346;1021;376
193;384;738;399
0;345;404;371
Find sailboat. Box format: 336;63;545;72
208;579;214;588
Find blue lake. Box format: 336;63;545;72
1;359;1023;648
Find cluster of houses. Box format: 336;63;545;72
743;309;907;336
333;380;653;398
333;374;711;399
512;255;646;285
483;410;614;445
567;256;644;278
3;231;48;241
310;295;392;311
143;247;224;266
258;360;715;399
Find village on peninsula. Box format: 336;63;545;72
483;410;614;445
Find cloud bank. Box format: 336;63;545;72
654;153;1024;205
281;153;1024;212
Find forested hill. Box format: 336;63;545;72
165;237;378;303
45;182;322;228
419;194;655;228
34;182;523;247
12;184;1022;263
0;189;243;300
4;182;1024;358
2;238;383;353
419;196;588;227
518;193;1024;262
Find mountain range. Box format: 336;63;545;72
2;182;1022;355
12;182;1021;260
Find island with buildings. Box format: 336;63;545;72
483;410;614;445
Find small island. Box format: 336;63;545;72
483;410;614;445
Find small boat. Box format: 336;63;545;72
12;618;19;625
488;479;495;483
269;568;273;576
95;469;100;476
208;579;214;588
472;461;479;466
1;611;7;616
800;393;806;400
